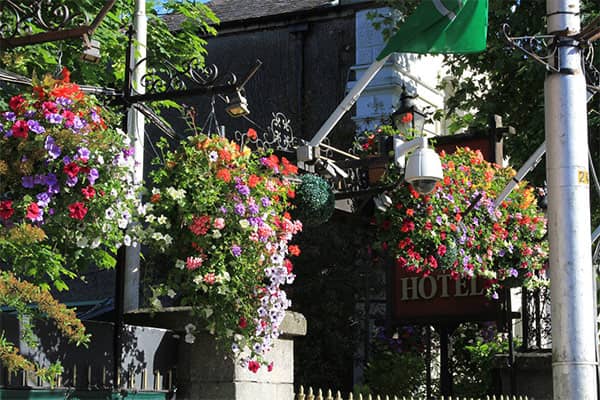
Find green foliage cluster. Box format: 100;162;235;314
292;174;335;227
452;323;512;396
0;0;218;94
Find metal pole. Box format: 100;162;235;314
545;1;598;398
124;0;147;312
308;55;389;147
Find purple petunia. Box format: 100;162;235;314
56;97;72;107
236;183;250;197
36;192;51;207
77;147;91;162
231;245;242;257
261;197;271;207
46;113;63;124
44;136;61;159
72;116;85;130
234;203;246;216
3;112;16;122
88;168;99;185
509;268;518;278
66;176;78;187
248;204;259;215
27;120;45;134
21;176;35;189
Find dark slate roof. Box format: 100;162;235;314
164;0;337;30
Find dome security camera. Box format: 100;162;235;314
404;147;443;195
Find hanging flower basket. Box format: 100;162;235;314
0;70;140;287
141;135;302;373
375;147;548;298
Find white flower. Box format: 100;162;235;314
175;259;185;269
118;218;129;229
105;208;116;220
185;333;196;344
209;151;218;162
157;215;168;225
123;235;132;247
90;237;102;248
151;232;163;241
145;214;156;223
97;155;104;165
167;289;176;298
166;187;186;200
185;323;196;333
231;343;240;353
151;187;161;195
163;234;173;245
212;230;222;239
76;237;89;248
239;219;250;229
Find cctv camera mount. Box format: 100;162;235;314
393;136;444;195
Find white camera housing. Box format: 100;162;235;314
404;147;443;194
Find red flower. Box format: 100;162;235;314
396;257;408;268
9;95;26;112
150;193;161;203
247;128;258;140
218;149;232;163
248;361;260;373
11;120;29;138
216;168;232;182
284;259;294;273
287;189;296;199
26;203;41;221
424;221;433;230
288;245;301;256
189;215;211;236
238;317;248;329
81;185;96;200
437;244;447;257
427;255;438;268
267;362;274;372
400;219;415;233
281;157;298;175
68;202;88;220
248;174;260;188
0;201;14;220
400;112;413;124
63;162;81;178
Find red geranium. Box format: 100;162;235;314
0;200;14;220
11;120;29;138
9;95;26;112
63;162;81;178
81;186;96;200
68;202;88;220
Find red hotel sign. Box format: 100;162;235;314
393;268;501;322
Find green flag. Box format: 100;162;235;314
377;0;488;59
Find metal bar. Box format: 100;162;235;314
1;26;88;48
308;55;390;147
87;0;117;34
126;84;237;104
545;1;598;398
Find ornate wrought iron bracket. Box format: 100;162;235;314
232;112;299;153
124;57;263;106
0;0;115;48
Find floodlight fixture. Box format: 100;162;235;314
225;88;250;118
